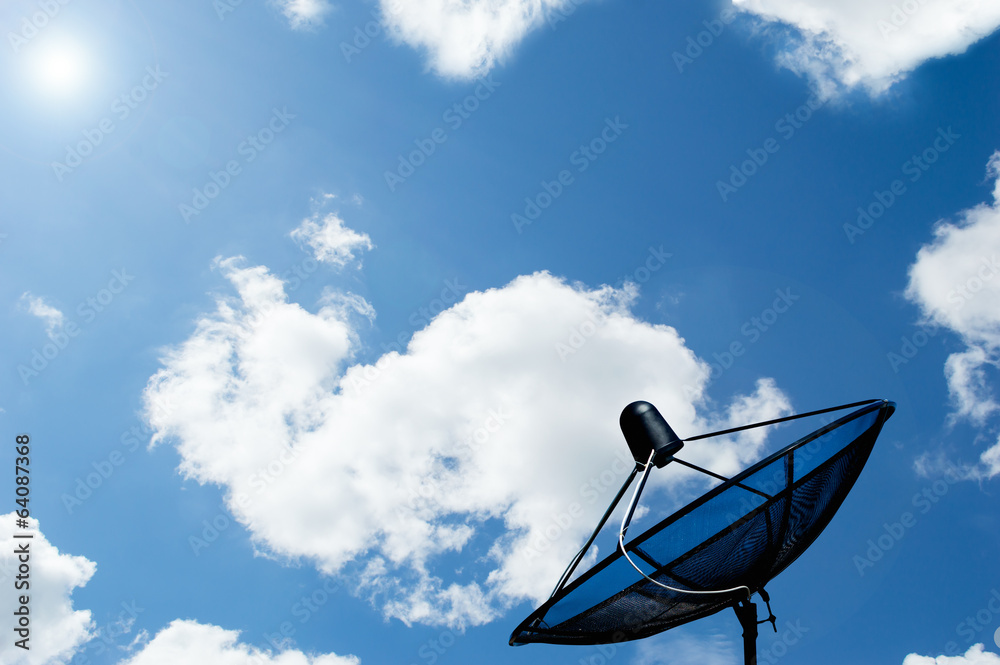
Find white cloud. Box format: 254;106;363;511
903;644;1000;665
115;619;358;665
276;0;333;30
982;440;1000;478
733;0;1000;97
290;213;373;268
20;292;65;338
943;347;999;424
633;632;736;665
905;150;1000;478
379;0;584;79
0;514;96;665
143;257;792;629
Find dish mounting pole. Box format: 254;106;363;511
733;600;758;665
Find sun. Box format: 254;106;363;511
23;37;92;100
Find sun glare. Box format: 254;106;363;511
25;39;91;99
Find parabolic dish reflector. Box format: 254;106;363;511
510;399;895;646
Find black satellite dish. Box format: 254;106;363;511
510;398;895;665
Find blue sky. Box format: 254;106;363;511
2;0;1000;664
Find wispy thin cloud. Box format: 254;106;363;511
20;292;65;338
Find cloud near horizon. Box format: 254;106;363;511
115;619;358;665
903;644;1000;665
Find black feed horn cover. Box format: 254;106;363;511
620;401;684;468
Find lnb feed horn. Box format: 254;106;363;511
619;400;684;468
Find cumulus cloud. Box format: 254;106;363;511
143;252;792;629
733;0;1000;97
0;514;96;665
905;151;1000;478
20;292;65;338
276;0;333;30
290;213;373;268
115;619;357;665
903;644;1000;665
380;0;585;79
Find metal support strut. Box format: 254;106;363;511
549;465;639;598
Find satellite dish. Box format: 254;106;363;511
509;398;895;665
